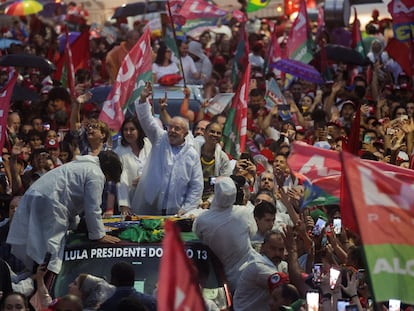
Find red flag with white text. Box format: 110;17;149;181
0;72;18;154
99;28;152;132
157;221;205;311
288;142;414;232
341;151;414;304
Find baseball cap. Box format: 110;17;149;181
268;272;289;292
45;138;59;150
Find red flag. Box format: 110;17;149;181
0;72;18;154
54;29;90;83
385;38;412;76
223;63;251;158
99;28;152;132
351;8;366;58
288;142;414;232
340;151;414;303
340;102;361;231
342;103;361;155
268;29;285;71
157;221;205;311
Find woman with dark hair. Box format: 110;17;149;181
152;41;180;82
1;292;29;311
59;141;74;164
114;117;151;216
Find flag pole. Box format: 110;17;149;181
166;0;187;88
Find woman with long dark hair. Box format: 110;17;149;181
152;41;180;82
114;117;152;216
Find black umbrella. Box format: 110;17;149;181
12;84;40;103
0;54;56;74
112;1;166;19
314;44;372;66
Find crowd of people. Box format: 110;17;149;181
0;1;413;310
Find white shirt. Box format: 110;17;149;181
152;62;180;81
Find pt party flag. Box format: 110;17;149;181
341;151;414;304
99;28;152;132
157;220;205;311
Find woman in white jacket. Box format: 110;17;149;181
114;117;151;216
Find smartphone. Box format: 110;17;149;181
400;115;408;121
386;128;396;135
306;290;320;311
43;251;52;266
329;267;341;289
312;263;323;284
363;135;372;144
345;305;359;311
337;299;350;311
278;104;290;111
389;299;401;311
312;218;327;236
333;218;342;235
209;177;216;186
357;269;366;288
240;152;250;160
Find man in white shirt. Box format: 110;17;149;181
174;39;201;83
233;231;288;311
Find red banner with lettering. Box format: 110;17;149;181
288;142;414;232
341;151;414;304
99;28;152;132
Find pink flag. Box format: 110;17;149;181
0;72;18;154
177;0;228;20
287;0;314;63
99;28;152;132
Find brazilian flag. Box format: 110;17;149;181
247;0;271;12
